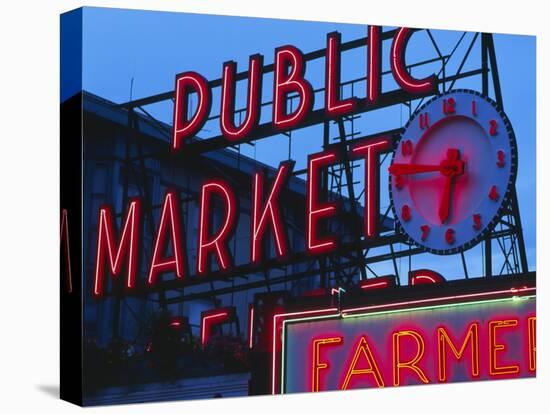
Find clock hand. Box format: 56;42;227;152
388;163;443;175
390;148;464;224
439;175;453;223
438;149;464;223
390;148;465;177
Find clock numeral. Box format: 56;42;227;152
419;112;429;129
472;100;477;116
497;150;505;168
489;119;498;136
401;205;411;222
443;97;456;114
488;185;499;201
473;213;481;230
420;225;430;241
445;228;455;244
401;139;414;156
394;175;404;189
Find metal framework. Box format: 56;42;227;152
102;28;529;339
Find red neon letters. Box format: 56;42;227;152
367;25;382;104
93;138;392;289
359;275;396;291
390;28;437;95
172;72;212;151
200;309;231;347
273;45;314;130
148;191;185;285
248;305;255;349
94;199;141;296
306;150;339;254
197;180;237;275
352;136;392;239
325;32;357;117
251;161;294;263
171;27;439;151
220;54;264;141
409;269;446;286
60;208;73;293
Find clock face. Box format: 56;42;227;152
389;90;517;254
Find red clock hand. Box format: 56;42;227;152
391;148;464;224
388;163;443;175
438;148;464;223
439;175;453;223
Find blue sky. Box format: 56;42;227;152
75;7;536;279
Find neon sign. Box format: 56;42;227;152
91;133;395;295
172;27;436;150
59;8;536;407
87;30;518;300
280;293;535;394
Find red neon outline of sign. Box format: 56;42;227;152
342;287;535;315
325;32;357;117
220;54;263;141
306;150;339;254
273;45;314;131
390;28;437;94
60;208;72;293
351;136;392;239
251;161;293;263
148;190;185;285
197;179;237;275
93;198;141;297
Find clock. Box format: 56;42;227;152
388;89;517;255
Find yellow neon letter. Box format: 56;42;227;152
392;330;429;386
437;323;479;382
341;336;385;389
489;319;520;376
311;336;342;392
